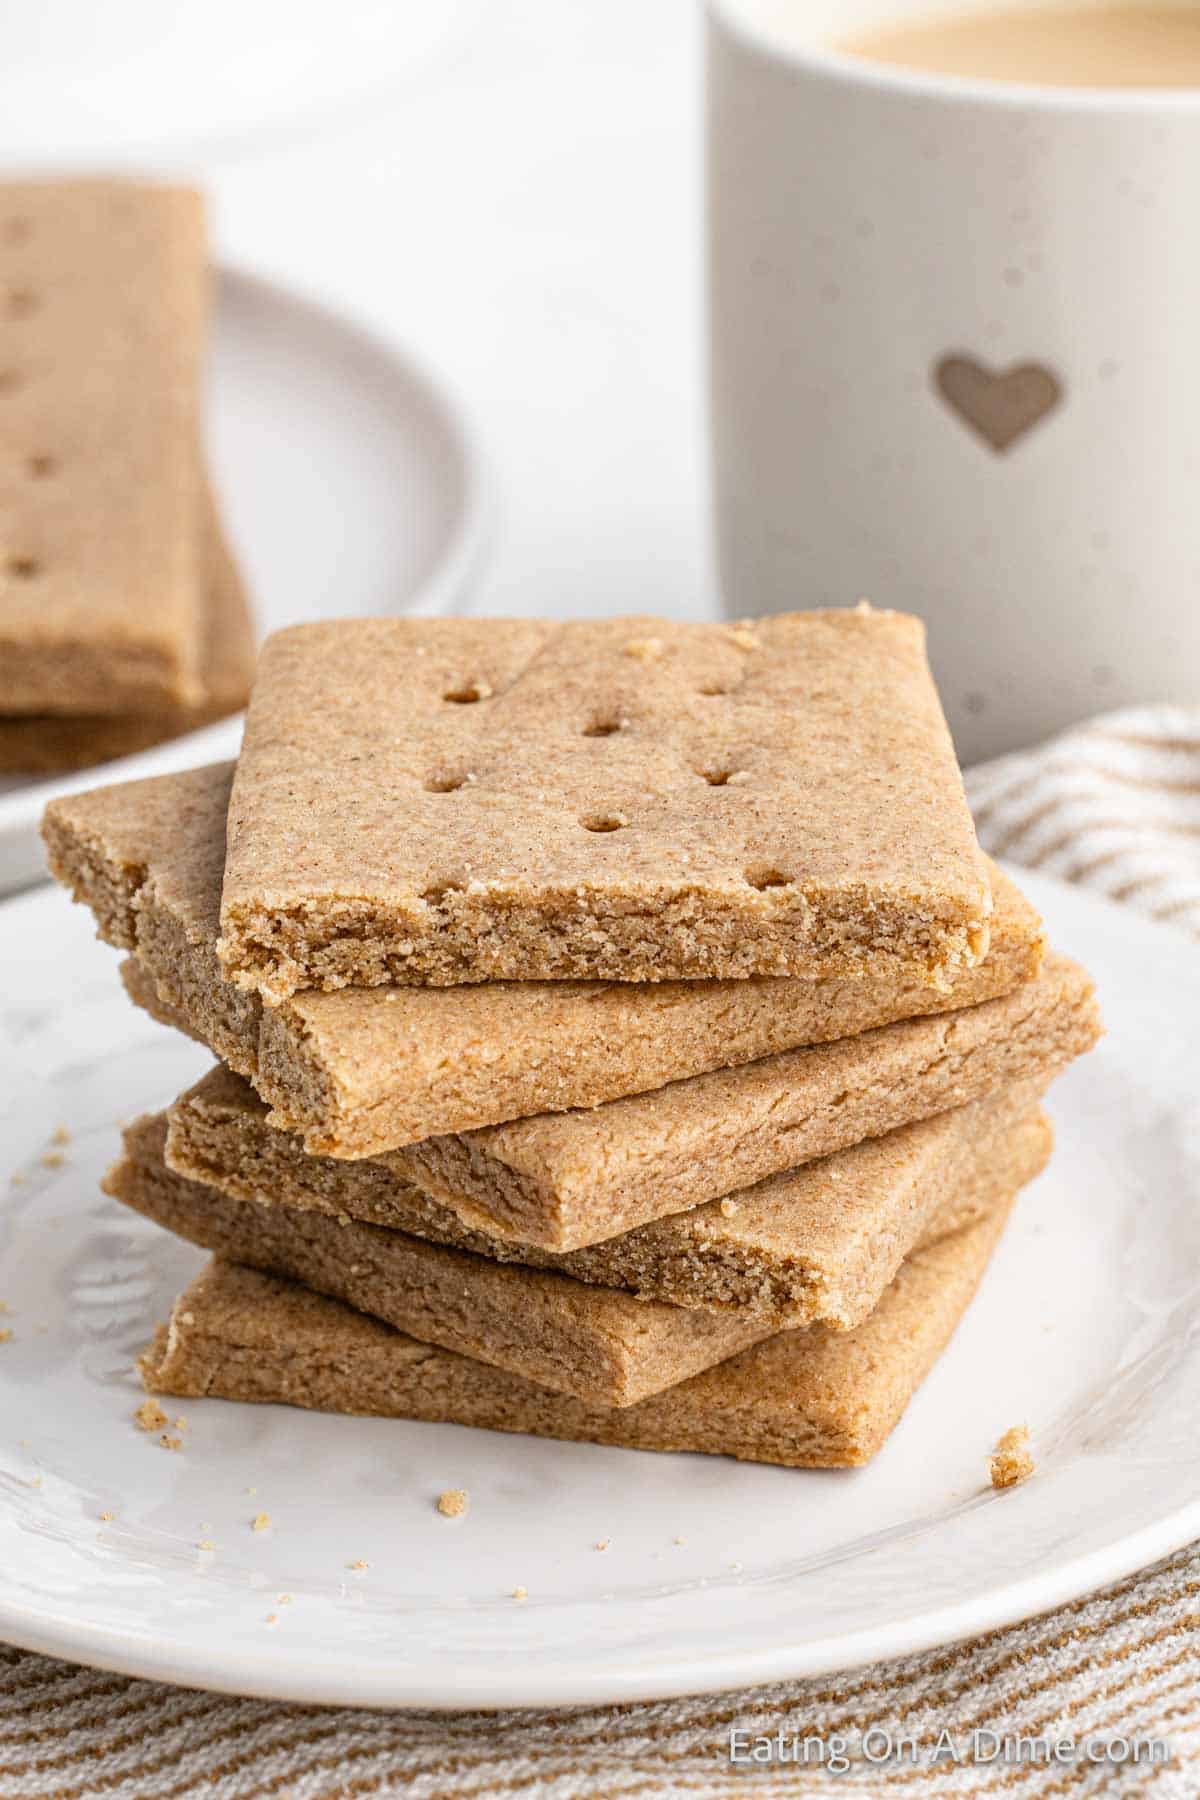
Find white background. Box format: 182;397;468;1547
197;1;716;622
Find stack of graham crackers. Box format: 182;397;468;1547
0;178;253;774
43;609;1100;1470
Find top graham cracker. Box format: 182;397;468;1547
0;179;208;714
218;609;991;997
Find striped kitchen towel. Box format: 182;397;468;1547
966;704;1200;938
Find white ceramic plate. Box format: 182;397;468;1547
0;868;1196;1708
0;265;490;897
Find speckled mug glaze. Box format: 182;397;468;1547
708;0;1200;760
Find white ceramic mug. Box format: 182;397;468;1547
707;0;1200;761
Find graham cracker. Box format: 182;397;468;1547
139;1196;1016;1469
0;487;253;774
216;609;991;997
167;1064;1053;1328
0;179;208;713
109;1101;1042;1408
42;761;1043;1156
387;954;1098;1249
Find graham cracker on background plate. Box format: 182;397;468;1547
0;487;254;773
0;180;208;713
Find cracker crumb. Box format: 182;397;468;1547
511;1585;528;1601
0;1329;12;1345
265;1613;278;1626
726;623;760;652
674;1536;687;1546
595;1539;610;1552
245;1486;257;1496
252;1512;271;1532
622;636;663;662
436;1488;468;1518
39;1151;65;1170
278;1594;292;1605
346;1559;369;1572
134;1400;167;1433
99;1510;115;1522
9;1171;25;1188
159;1434;183;1452
719;1199;739;1219
51;1125;71;1146
0;1300;10;1314
198;1540;215;1552
989;1423;1035;1490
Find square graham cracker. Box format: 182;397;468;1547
167;1065;1053;1330
216;609;991;997
140;1194;1017;1469
0;487;253;774
0;179;209;713
42;762;1043;1157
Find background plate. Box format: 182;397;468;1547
0;868;1196;1708
0;265;490;895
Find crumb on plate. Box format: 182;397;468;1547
989;1423;1035;1490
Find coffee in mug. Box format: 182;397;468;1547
838;4;1200;89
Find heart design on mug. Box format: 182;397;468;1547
934;354;1063;453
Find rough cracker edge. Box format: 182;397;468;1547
217;878;992;1001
